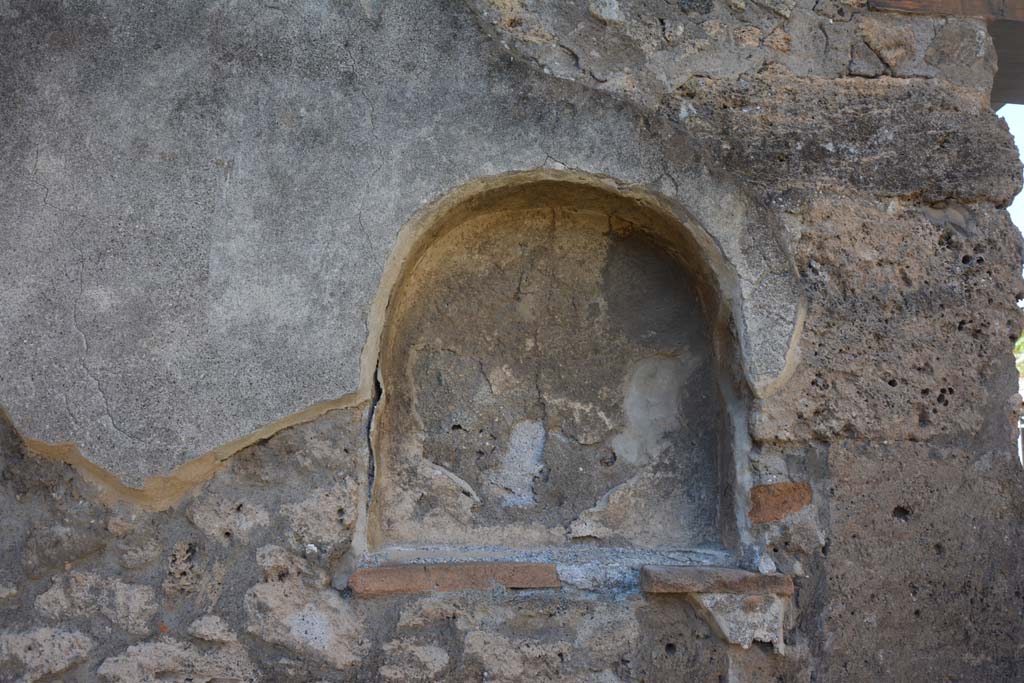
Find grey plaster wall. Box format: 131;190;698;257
0;0;800;486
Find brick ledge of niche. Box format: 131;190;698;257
640;565;794;596
348;561;561;596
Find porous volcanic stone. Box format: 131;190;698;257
640;566;794;597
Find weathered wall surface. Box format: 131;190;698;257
2;0;1023;681
372;207;726;551
0;0;803;487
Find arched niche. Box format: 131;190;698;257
365;170;795;564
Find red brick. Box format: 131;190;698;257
348;562;560;596
748;481;812;524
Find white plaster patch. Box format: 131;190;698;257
589;0;625;25
610;356;688;466
556;561;637;592
489;420;546;506
690;592;787;653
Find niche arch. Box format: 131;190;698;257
363;170;795;566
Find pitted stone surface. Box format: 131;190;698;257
0;627;95;683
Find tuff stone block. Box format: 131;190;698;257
640;566;795;597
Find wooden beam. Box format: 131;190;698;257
868;0;1024;21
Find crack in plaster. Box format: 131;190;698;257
365;364;382;511
339;42;386;247
70;241;151;446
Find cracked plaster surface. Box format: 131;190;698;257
3;0;812;486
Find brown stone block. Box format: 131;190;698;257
348;562;560;596
640;566;794;597
748;482;812;524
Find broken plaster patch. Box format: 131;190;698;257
488;419;545;507
609;356;689;466
690;592;786;653
589;0;625;25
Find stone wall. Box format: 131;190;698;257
1;0;1022;681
